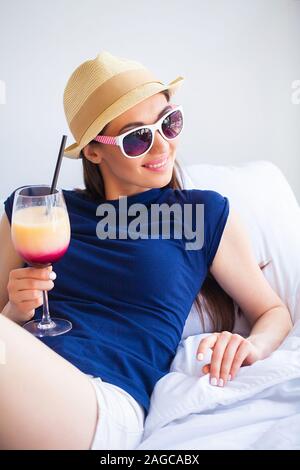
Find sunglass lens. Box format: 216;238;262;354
123;128;152;157
162;110;183;139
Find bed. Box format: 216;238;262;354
135;159;300;450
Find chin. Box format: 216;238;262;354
148;173;173;189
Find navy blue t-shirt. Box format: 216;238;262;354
3;186;230;414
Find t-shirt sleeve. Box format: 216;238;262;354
188;189;230;269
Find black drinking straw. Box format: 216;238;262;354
50;135;67;194
45;135;67;216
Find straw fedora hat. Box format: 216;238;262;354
63;51;184;159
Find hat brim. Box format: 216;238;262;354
64;76;184;159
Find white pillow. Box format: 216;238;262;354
179;159;300;340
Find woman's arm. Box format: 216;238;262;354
210;208;293;344
0;213;24;312
210;209;292;342
0;213;55;324
196;207;293;386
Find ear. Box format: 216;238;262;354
82;143;103;164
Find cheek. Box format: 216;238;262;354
169;138;178;151
169;141;178;160
113;155;142;176
101;151;133;178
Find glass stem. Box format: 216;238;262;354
38;290;55;329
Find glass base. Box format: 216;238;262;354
23;318;72;337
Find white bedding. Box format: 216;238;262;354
136;319;300;450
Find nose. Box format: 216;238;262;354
150;129;169;154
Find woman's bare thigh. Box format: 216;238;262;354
0;315;98;450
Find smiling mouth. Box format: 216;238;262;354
142;156;169;169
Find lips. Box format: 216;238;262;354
142;155;169;168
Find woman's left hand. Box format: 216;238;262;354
196;331;262;387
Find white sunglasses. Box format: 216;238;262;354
92;105;184;158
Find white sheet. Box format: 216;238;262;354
136;320;300;450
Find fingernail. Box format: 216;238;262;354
49;271;57;280
210;377;218;386
218;378;224;387
197;353;204;361
228;374;232;381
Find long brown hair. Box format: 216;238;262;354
76;91;270;332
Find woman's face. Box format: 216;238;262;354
82;92;180;200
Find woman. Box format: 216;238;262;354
0;51;293;450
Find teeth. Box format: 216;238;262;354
145;159;167;169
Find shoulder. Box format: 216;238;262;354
3;186;80;202
163;188;229;210
62;188;101;205
3;187;82;207
3;187;93;217
185;188;228;206
4;184;28;202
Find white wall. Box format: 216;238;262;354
0;0;299;201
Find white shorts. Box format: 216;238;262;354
87;375;146;450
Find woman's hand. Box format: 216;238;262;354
196;331;262;387
2;266;56;325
